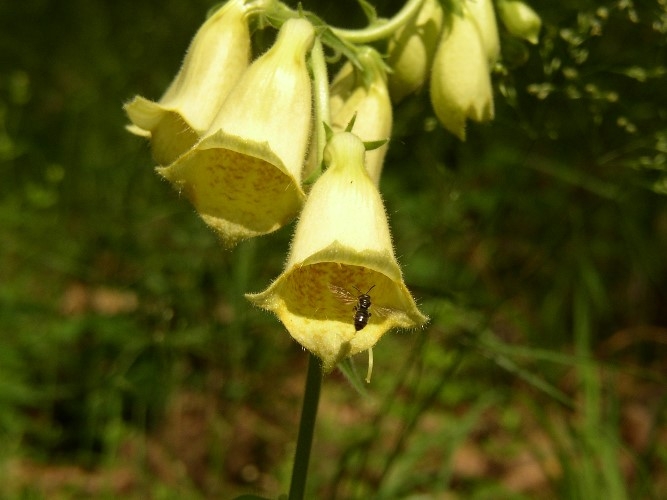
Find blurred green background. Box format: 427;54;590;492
1;0;666;498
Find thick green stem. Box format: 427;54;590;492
331;0;426;43
252;0;427;49
288;353;322;500
304;37;330;184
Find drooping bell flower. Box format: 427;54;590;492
124;0;251;165
497;0;542;44
386;0;444;103
430;9;494;140
329;48;392;185
246;132;428;372
157;18;316;247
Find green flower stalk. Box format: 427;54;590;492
124;0;250;165
246;132;428;372
329;48;392;185
497;0;542;44
157;18;315;247
386;0;444;103
430;8;494;140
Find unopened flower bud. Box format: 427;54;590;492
330;49;392;185
386;0;444;103
497;0;542;44
124;0;250;165
157;18;315;246
430;10;494;140
247;132;428;372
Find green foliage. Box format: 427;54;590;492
1;0;666;498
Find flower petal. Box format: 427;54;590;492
157;131;305;247
124;0;251;164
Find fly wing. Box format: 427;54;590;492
372;304;399;319
328;284;357;305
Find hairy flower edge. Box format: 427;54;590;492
246;245;428;373
157;131;306;247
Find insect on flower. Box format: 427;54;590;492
329;284;395;331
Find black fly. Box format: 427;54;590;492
329;284;378;331
352;285;375;331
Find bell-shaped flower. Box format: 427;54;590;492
466;0;501;65
430;9;494;140
329;48;392;185
156;18;315;247
497;0;542;44
246;132;428;372
386;0;443;103
124;0;251;165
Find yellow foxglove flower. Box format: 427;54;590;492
430;10;494;140
386;0;444;103
329;48;392;185
497;0;542;44
466;0;501;65
124;0;251;165
157;18;315;247
246;132;428;372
